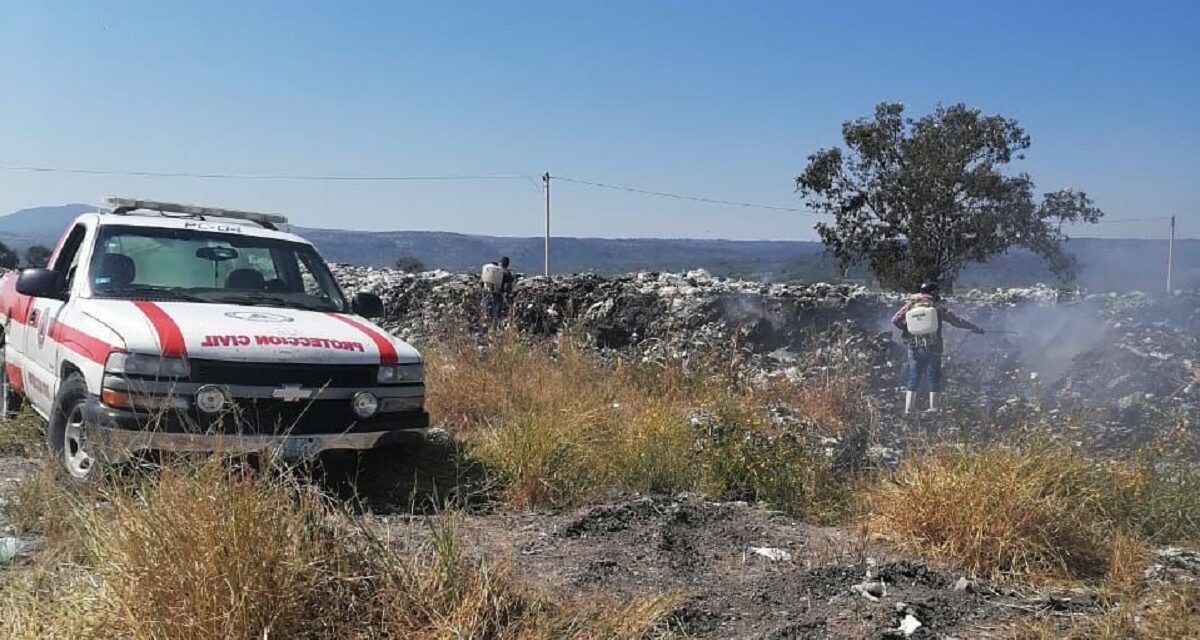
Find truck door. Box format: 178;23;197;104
23;224;89;414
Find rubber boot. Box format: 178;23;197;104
927;392;941;413
904;390;916;415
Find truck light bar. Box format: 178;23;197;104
103;197;288;229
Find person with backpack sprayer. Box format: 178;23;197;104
892;281;985;414
481;256;516;329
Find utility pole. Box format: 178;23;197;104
543;172;551;277
1167;214;1175;293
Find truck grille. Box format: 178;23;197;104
223;399;362;435
189;360;377;388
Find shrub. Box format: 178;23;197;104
393;256;425;272
426;335;849;519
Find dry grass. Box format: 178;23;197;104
1000;585;1200;640
863;443;1114;581
0;458;676;640
862;437;1200;584
3;333;1194;637
426;334;849;519
1097;420;1200;546
784;378;861;434
0;411;42;457
1101;528;1154;598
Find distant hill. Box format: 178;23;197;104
1;204;1195;291
0;204;92;245
293;227;826;276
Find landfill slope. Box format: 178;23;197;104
335;266;1200;453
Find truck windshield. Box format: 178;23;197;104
88;226;349;313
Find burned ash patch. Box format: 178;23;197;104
378;494;1136;639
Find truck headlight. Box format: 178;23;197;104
194;385;228;414
377;363;423;384
352;392;379;419
105;353;190;378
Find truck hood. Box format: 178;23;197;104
82;299;419;365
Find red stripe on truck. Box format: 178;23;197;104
49;320;118;364
325;313;398;364
0;276;33;326
133;301;188;358
5;362;24;394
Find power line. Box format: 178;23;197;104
552;175;810;213
0;165;530;182
4;163;1180;227
1089;216;1175;224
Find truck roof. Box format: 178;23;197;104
80;211;314;245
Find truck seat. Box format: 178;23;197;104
93;254;136;290
225;269;266;290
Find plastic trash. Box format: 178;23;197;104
748;546;792;562
0;537;24;564
899;614;923;636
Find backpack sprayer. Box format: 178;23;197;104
481;263;505;292
904;302;940;347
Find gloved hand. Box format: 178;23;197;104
973;327;985;335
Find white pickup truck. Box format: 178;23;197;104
0;198;428;481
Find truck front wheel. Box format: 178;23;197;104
48;373;101;483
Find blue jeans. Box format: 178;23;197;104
483;292;508;329
906;347;943;392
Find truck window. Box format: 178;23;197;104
53;224;88;293
89;226;348;312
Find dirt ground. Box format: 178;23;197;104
3;431;1191;639
373;493;1095;639
0;452;38;539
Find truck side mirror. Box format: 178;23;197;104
16;268;66;300
351;292;384;319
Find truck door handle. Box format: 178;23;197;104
28;309;38;325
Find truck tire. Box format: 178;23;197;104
0;356;22;420
48;373;101;483
0;331;22;420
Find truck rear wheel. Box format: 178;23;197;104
0;358;22;420
0;332;22;420
48;373;101;483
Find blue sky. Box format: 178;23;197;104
1;0;1196;240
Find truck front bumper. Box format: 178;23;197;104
84;400;431;461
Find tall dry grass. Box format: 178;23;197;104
862;434;1200;584
0;458;676;640
425;335;852;519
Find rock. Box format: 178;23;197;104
953;576;971;592
1144;547;1200;585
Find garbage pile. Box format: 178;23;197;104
334;266;1199;449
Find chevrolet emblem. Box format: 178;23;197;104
272;385;314;403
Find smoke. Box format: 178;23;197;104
988;303;1111;383
718;293;787;330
